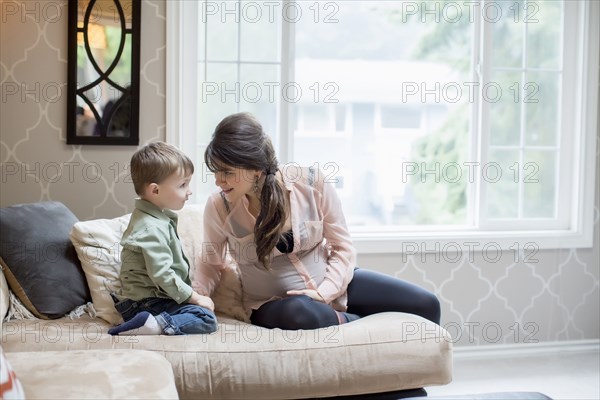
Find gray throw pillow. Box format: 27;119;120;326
0;201;91;319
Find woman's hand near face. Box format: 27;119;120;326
286;289;325;303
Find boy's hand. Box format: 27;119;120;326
188;292;215;311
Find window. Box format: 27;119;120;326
167;0;598;252
379;106;422;130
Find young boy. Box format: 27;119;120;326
108;142;217;336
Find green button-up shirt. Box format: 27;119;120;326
119;199;193;304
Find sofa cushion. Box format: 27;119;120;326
5;349;178;399
0;346;26;399
0;313;452;399
0;202;91;319
70;204;247;325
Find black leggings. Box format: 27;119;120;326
250;268;441;330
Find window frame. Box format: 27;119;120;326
167;0;599;254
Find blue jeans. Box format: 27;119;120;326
114;297;218;335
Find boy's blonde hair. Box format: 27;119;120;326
130;142;194;195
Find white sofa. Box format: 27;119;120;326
0;202;452;399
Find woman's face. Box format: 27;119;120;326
213;164;261;202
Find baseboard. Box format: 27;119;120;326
453;339;600;359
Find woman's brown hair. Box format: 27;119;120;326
204;113;288;269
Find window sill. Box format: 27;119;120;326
350;228;595;254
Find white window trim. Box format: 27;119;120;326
166;0;184;148
167;1;598;254
478;0;570;232
575;0;600;248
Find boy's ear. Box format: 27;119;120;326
148;183;159;195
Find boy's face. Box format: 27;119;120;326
147;171;193;210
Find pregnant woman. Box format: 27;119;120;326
195;112;440;330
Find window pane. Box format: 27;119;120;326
292;135;353;211
197;62;238;143
239;63;280;139
523;150;556;218
240;0;281;62
380;106;420;129
527;0;562;70
205;6;238;61
335;105;346;131
490;0;524;69
487;149;520;219
525;71;560;146
293;1;472;226
197;4;206;59
489;70;522;146
302;105;330;131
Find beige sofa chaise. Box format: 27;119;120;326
1;347;179;399
0;202;452;399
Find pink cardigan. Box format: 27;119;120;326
195;165;357;314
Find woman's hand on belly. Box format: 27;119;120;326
286;289;325;303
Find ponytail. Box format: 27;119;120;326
255;167;287;269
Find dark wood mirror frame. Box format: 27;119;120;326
67;0;140;145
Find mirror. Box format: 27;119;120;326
67;0;140;145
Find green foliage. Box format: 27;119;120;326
410;14;472;72
411;105;469;224
399;0;561;223
391;1;472;224
104;26;132;87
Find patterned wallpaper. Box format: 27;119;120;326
1;0;598;347
0;0;164;219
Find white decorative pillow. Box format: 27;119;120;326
0;270;8;329
0;346;26;399
70;214;130;325
70;204;247;325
